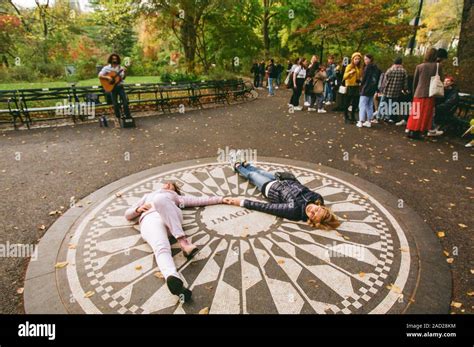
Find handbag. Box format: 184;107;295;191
429;63;444;98
338;85;347;94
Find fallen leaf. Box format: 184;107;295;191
467;291;474;296
437;231;445;238
446;258;454;264
154;272;164;279
450;301;462;308
17;287;24;294
386;284;402;294
115;192;122;198
443;251;450;257
458;223;468;229
135;265;142;270
199;307;209;315
277;259;285;265
55;261;68;269
359;272;365;278
400;247;409;252
84;291;95;298
68;244;76;249
38;225;46;231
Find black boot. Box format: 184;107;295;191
166;276;192;303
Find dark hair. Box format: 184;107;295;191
365;54;374;62
394;57;403;65
107;53;121;65
424;48;438;63
436;48;448;61
270;59;274;64
299;58;307;67
294;57;300;64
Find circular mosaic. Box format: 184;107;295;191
61;162;411;314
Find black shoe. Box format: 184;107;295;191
166;276;192;303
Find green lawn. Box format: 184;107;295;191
0;76;161;91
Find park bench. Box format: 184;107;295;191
157;83;194;113
0;79;254;129
19;87;76;124
0;90;27;129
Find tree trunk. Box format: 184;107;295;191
262;0;270;57
180;16;197;72
457;0;473;93
458;0;473;61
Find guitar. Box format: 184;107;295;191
99;68;124;93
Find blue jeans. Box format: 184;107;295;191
276;73;282;86
236;164;275;192
358;95;374;122
268;78;274;95
324;81;333;101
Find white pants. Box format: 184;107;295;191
140;212;179;279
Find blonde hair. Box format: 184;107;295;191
307;205;341;230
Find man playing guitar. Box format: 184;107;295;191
98;53;133;122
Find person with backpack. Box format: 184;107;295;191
250;60;259;88
258;60;266;89
266;59;277;96
324;55;337;104
304;55;319;106
357;54;381;128
309;64;327;113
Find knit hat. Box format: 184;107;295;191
351;52;362;62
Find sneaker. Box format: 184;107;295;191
294;106;303;111
371;118;379;124
427;130;444;137
304;101;310;106
318;109;327;113
396;119;407;126
362;121;371;128
275;86;279;89
229;149;242;172
387;119;395;124
356;121;363;128
166;276;192;303
324;101;332;105
308;107;317;112
465;140;474;148
405;128;409;133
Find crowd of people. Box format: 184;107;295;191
251;48;471;146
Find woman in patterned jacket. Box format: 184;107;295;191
224;152;340;229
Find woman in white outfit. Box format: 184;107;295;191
124;182;225;302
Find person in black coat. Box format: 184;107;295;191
428;75;460;136
357;54;381;128
250;61;260;88
258;60;266;88
224;153;341;229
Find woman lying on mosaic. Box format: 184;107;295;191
224;151;341;230
124;182;224;303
